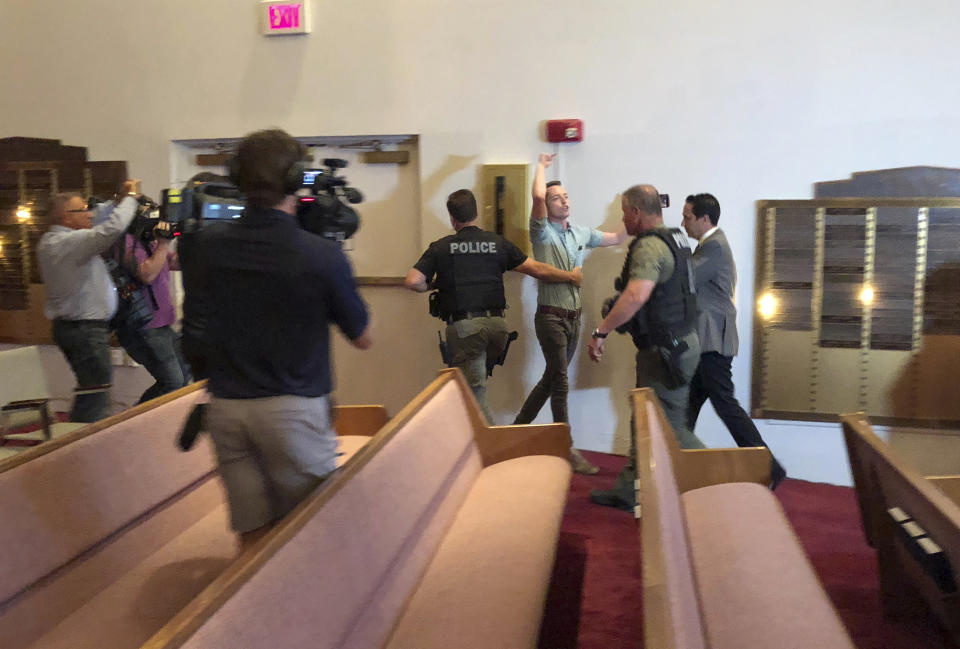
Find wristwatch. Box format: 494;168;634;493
591;327;608;339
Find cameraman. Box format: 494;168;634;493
37;180;142;422
113;219;191;403
180;129;371;551
177;172;228;380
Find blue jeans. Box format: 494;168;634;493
116;325;191;403
52;320;112;423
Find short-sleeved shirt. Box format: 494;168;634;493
125;235;176;329
414;226;526;314
181;206;369;399
529;217;603;310
628;226;676;285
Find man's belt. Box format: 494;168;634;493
53;319;109;327
446;309;504;324
536;305;581;320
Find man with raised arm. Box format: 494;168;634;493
405;188;581;424
37;180;142;422
513;153;628;474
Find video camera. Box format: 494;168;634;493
159;181;245;237
86;194;176;246
156;158;364;244
297;158;363;243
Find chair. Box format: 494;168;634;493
0;345;89;446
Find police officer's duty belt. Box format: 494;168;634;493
446;309;504;324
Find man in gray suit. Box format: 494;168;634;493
682;193;786;489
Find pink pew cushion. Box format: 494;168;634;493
384;455;571;649
682;482;855;649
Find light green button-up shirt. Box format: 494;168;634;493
529;216;603;310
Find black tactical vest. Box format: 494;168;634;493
616;227;698;348
434;227;509;315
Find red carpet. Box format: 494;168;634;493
776;478;952;649
540;452;953;649
539;451;641;649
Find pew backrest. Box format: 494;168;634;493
145;370;488;649
635;390;708;649
842;414;960;615
0;383;214;606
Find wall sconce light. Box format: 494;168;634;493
758;292;778;320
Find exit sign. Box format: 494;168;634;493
260;0;311;35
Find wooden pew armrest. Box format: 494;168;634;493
1;398;52;441
2;398;51;412
927;475;960;508
475;423;572;467
676;446;772;493
333;405;389;437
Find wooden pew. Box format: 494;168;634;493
842;413;960;643
0;381;386;649
637;387;855;649
143;368;573;649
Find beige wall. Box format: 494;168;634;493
3;0;960;483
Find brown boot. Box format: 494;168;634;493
570;448;599;475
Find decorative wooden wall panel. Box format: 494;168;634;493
753;198;960;429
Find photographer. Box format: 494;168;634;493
179;129;371;551
36;180;142;422
112;218;191;403
586;184;704;511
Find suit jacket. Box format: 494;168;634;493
692;228;739;356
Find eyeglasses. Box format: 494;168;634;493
66;207;91;213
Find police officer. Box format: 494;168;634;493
405;188;582;423
587;184;705;511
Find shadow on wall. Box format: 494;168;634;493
419;154;477;237
576;194;634;454
888;263;960;426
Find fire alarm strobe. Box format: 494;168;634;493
546;119;584;143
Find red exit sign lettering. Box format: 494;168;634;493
260;0;311;35
269;4;301;29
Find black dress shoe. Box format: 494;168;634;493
769;464;787;491
590;489;634;512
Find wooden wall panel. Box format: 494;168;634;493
754;197;960;428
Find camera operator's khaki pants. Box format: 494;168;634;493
207;394;336;533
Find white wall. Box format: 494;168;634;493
4;0;960;484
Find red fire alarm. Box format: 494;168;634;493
546;119;584;143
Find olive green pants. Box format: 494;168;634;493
445;316;509;424
610;331;705;504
